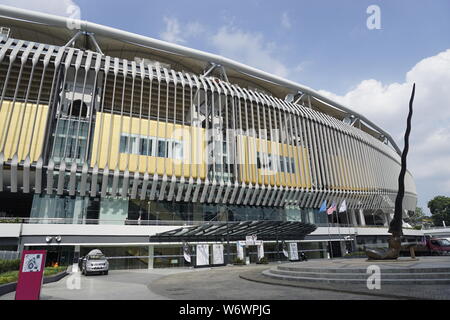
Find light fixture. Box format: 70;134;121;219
55;236;62;243
45;236;53;243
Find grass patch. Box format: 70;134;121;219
0;266;67;285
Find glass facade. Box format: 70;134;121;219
28;194;329;225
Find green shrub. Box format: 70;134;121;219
0;266;67;285
0;259;20;274
0;218;22;224
0;271;18;285
233;258;245;265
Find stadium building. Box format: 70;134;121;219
0;5;421;269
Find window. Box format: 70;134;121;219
120;135;128;153
158;140;168;158
119;134;139;154
51;118;88;164
279;156;285;172
120;134;182;160
140;138;152;156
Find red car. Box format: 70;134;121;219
427;238;450;256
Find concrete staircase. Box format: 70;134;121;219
263;261;450;285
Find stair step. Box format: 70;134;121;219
262;270;450;285
269;269;450;280
277;266;450;274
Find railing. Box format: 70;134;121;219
0;250;20;260
0;216;394;229
0;217;207;226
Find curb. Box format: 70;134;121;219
0;271;69;297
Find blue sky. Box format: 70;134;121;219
1;0;450;216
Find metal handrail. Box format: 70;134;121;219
0;216;397;229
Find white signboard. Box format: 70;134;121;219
237;241;245;260
196;244;210;266
246;235;257;246
289;243;299;261
212;244;224;265
257;243;265;259
22;254;43;273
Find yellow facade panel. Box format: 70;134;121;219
0;101;48;162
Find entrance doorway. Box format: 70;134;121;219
329;241;342;258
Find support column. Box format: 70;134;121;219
350;210;358;226
359;209;366;226
340;241;348;256
73;245;81;272
383;212;389;227
148;245;154;269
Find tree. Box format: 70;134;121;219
427;196;450;227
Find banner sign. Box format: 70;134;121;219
196;244;210;266
212;244;224;265
257;242;265;259
282;241;289;258
237;241;245;260
289;243;299;261
15;250;47;300
246;235;257;246
183;244;191;263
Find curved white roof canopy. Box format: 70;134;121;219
0;4;401;155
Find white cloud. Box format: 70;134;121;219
294;61;312;73
211;26;289;78
318;49;450;210
0;0;80;18
281;12;292;29
160;17;206;44
160;16;186;44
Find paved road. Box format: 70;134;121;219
0;267;194;300
1;264;390;300
149;265;390;300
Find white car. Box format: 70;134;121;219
81;249;109;276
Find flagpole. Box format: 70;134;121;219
328;218;333;259
336;207;342;256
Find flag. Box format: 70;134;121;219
183;243;191;263
319;200;327;213
339;200;347;213
327;202;337;215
